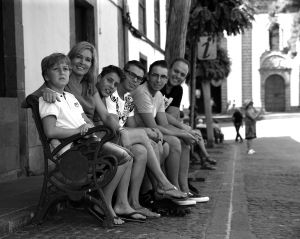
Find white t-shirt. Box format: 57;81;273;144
105;91;134;127
39;91;86;129
39;91;86;155
131;82;165;127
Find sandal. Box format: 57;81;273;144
156;186;187;200
135;207;161;218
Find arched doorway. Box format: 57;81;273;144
265;74;285;112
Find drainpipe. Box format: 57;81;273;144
122;0;129;64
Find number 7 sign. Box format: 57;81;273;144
197;36;217;60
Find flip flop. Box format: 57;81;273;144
135;207;161;219
86;206;124;226
116;211;146;223
156;186;187;200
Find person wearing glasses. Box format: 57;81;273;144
27;42;146;225
96;63;187;218
131;60;209;205
160;58;217;170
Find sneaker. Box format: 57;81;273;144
247;149;255;155
171;198;196;206
188;192;209;203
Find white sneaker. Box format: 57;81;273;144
247;149;256;155
172;198;197;206
188;192;210;203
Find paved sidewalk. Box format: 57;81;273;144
0;142;254;238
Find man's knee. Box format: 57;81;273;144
131;144;147;164
180;140;191;150
163;135;181;152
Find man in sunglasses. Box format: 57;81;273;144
132;60;209;205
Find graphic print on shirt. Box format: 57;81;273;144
110;93;135;126
163;96;173;109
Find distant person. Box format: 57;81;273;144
244;100;261;154
232;108;243;143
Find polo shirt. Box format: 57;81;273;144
39;91;86;129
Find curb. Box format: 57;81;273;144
0;206;35;236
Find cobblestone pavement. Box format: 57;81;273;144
241;137;300;239
3;130;300;238
3;144;230;239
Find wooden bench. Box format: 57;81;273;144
24;95;118;227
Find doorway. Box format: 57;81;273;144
265;74;285;112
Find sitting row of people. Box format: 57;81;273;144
29;41;217;225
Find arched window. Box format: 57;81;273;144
269;22;280;51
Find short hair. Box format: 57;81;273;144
149;60;168;74
124;60;146;74
68;41;98;84
169;57;190;71
99;65;125;82
41;53;71;81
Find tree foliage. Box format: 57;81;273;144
186;0;255;82
187;0;255;43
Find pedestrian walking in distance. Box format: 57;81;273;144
244;100;261;155
232;108;243;143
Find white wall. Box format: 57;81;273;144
126;0;166;67
226;34;242;107
22;0;70;95
252;13;300;107
227;13;300;108
98;0;120;70
277;13;300;107
251;14;270;107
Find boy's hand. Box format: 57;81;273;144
42;88;61;103
119;128;132;150
79;123;92;135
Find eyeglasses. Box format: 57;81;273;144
150;73;168;81
125;69;144;83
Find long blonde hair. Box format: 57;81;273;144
68;41;98;85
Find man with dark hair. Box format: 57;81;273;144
132;60;209;205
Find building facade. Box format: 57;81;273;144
224;0;300;112
0;0;166;181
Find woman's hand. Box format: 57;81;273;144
42;88;61;103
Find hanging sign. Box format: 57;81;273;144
197;36;217;60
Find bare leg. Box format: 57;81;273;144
100;142;133;225
247;139;253;151
128;144;147;209
102;161;127;225
114;159;146;220
178;142;190;193
126;129;185;198
163;135;181;189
